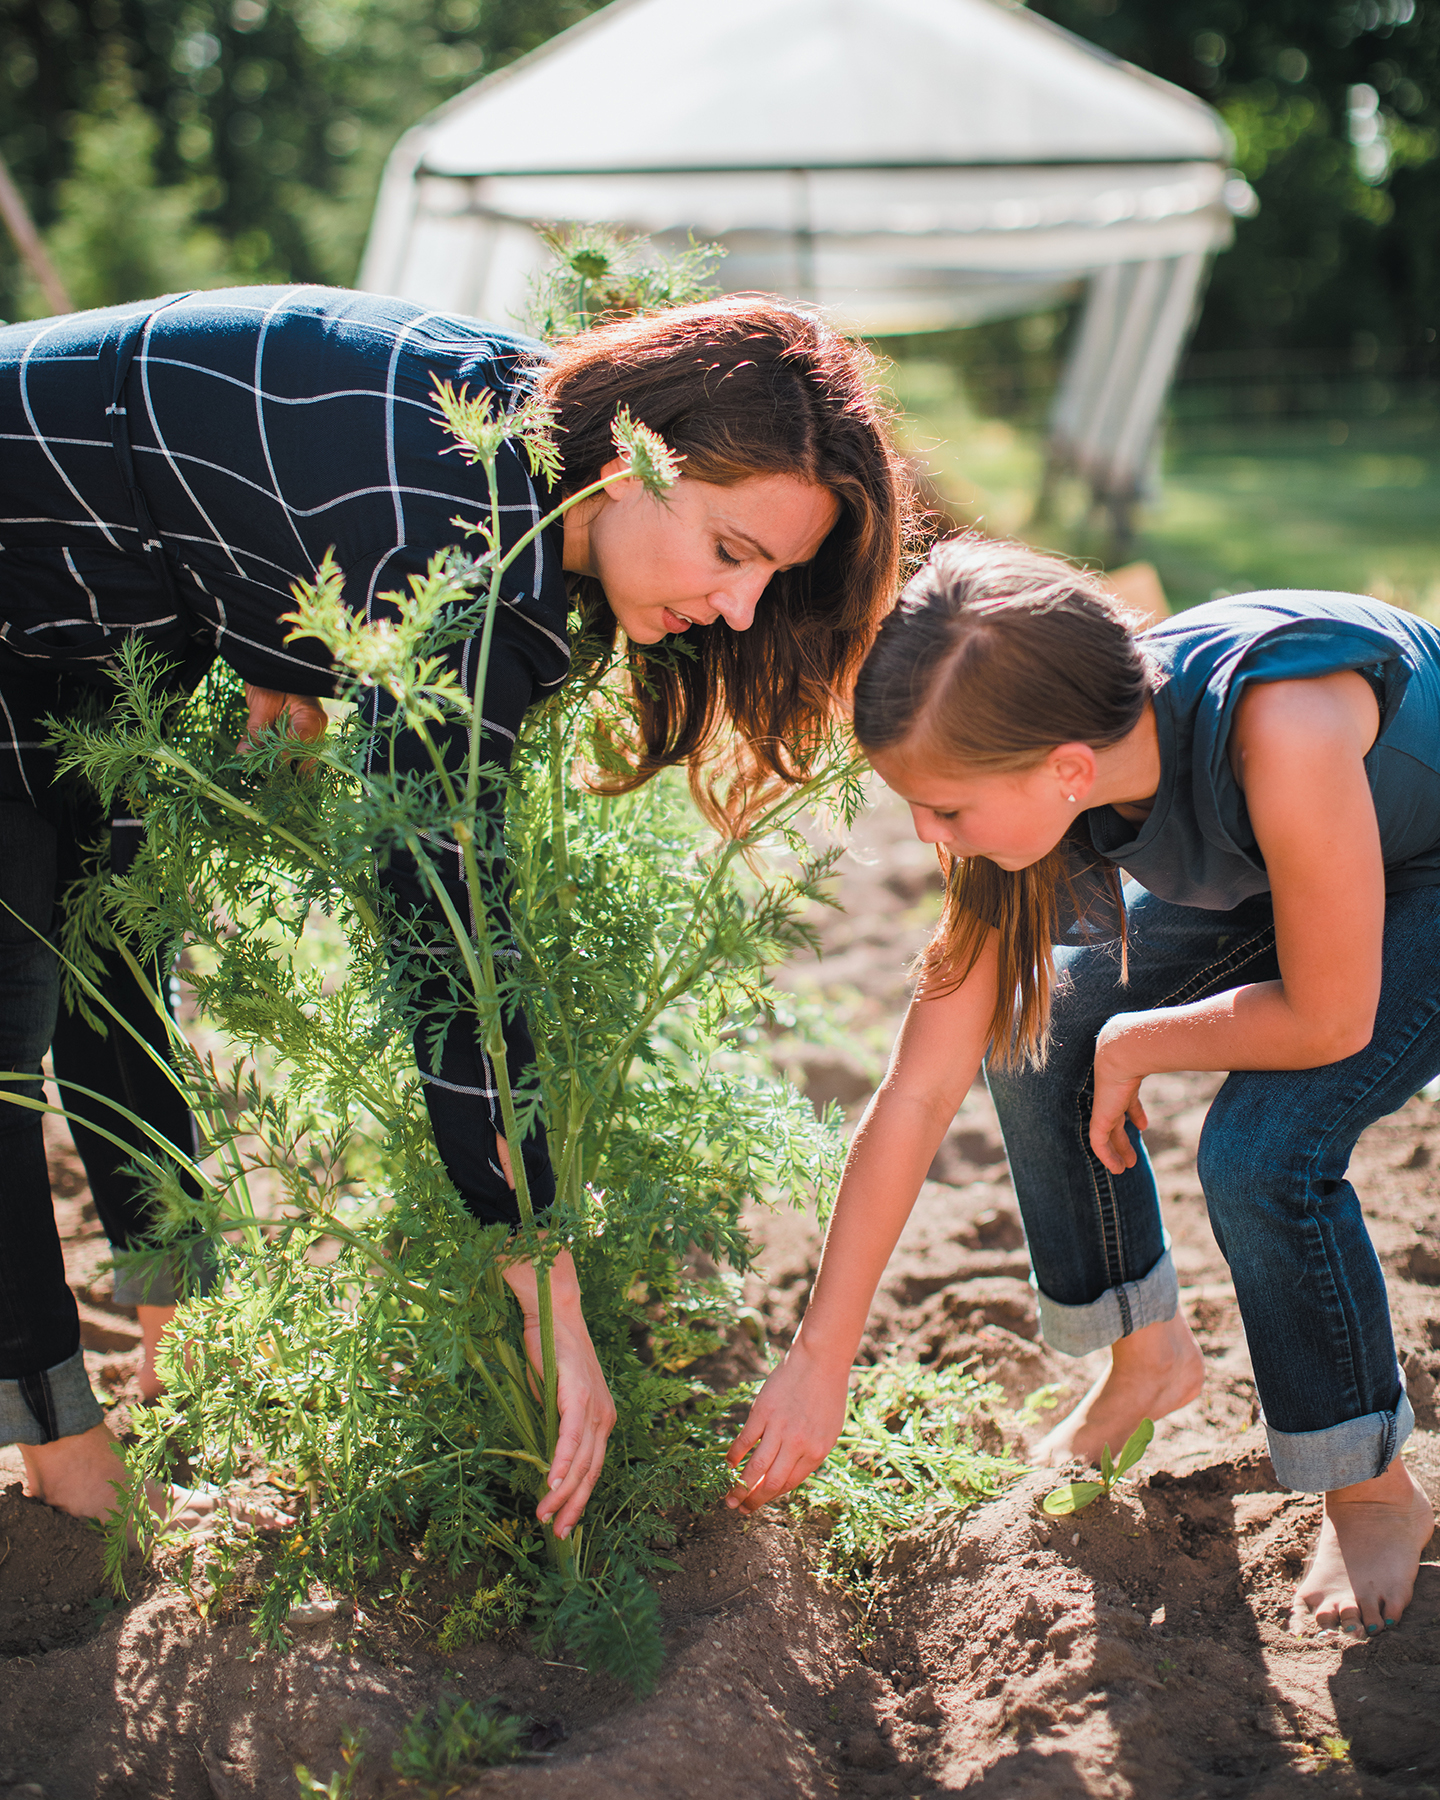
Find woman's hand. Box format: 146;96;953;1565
242;684;328;753
501;1249;617;1540
724;1340;851;1515
1090;1013;1150;1174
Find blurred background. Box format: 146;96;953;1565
4;0;1436;611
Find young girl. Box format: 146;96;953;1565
727;534;1437;1640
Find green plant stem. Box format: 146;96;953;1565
454;460;565;1517
143;745;383;937
546;710;585;1209
484;472;622;601
548;752;860;1202
0;1077;215;1194
394;442;581;1569
548;710;571;893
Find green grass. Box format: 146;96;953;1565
887;355;1440;616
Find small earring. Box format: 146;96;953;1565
1067;793;1077;803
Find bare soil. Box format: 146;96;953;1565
2;789;1438;1799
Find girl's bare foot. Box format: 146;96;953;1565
1294;1459;1436;1638
1035;1311;1205;1468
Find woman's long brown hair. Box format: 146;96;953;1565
535;297;917;832
853;536;1154;1067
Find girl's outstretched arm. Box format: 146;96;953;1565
1089;668;1386;1172
725;932;1000;1513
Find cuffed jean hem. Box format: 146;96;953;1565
1264;1386;1415;1493
1033;1244;1180;1358
110;1238;219;1308
0;1348;105;1446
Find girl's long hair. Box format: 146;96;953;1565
853;535;1154;1066
536;296;917;832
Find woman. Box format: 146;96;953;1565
0;283;909;1537
728;536;1436;1639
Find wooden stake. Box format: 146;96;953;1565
0;150;71;315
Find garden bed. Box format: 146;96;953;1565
2;790;1437;1798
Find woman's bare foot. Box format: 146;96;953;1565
136;1302;177;1405
19;1421;146;1523
1294;1458;1436;1638
1035;1311;1205;1469
19;1422;292;1541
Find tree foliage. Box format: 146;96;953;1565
1030;0;1440;355
0;0;604;314
4;0;1436;354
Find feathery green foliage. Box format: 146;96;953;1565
391;1695;527;1790
524;225;725;339
793;1361;1018;1597
435;1571;527;1650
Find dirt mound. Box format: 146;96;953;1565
0;1481;114;1661
7;784;1440;1798
3;1453;1435;1798
872;1455;1440;1795
0;1502;887;1799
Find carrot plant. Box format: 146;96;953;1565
45;351;860;1691
524;222;722;340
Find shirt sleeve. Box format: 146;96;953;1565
360;558;569;1231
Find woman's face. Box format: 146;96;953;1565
564;465;840;645
868;743;1083;871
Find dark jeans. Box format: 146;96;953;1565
0;778;204;1444
986;884;1431;1493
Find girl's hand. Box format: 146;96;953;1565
1090;1014;1150;1174
501;1251;617;1540
724;1340;851;1514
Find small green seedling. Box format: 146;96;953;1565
391;1695;526;1791
295;1726;366;1799
1042;1417;1154;1516
1016;1383;1064;1428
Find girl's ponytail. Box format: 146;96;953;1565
853;536;1152;1066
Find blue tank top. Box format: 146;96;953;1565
1072;591;1440;917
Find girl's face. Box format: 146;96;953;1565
564;467;839;645
868;743;1084;871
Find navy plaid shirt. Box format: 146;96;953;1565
0;285;572;1225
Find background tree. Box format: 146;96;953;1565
1030;0;1440;359
5;0;1436;356
0;0;603;316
